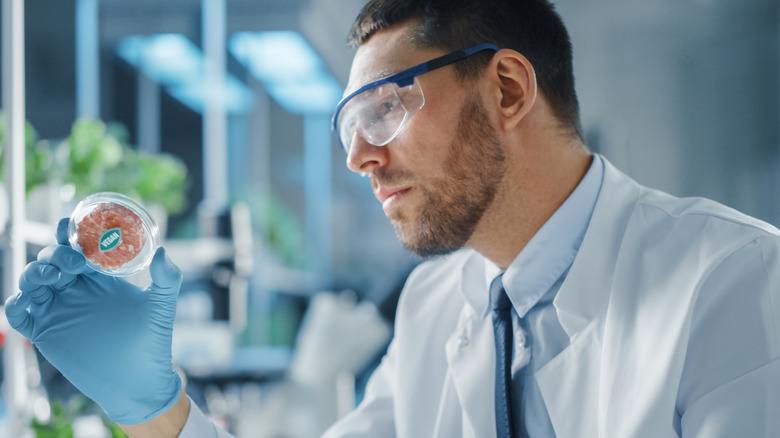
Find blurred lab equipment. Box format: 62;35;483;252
232;291;391;438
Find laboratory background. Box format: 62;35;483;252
0;0;777;436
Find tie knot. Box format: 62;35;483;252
489;274;512;312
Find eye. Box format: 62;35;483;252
376;99;399;117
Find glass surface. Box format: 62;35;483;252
68;192;160;277
336;78;425;154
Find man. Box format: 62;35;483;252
6;0;780;437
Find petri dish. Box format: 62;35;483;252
68;192;160;277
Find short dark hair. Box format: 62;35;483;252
349;0;583;139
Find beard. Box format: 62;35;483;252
378;90;507;257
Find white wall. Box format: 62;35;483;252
557;0;779;224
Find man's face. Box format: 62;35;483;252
344;23;506;257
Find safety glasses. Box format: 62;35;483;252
331;43;501;154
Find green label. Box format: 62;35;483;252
99;228;122;252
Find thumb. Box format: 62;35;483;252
55;217;70;246
5;292;34;339
147;247;182;299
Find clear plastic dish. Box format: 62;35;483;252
68;192;160;277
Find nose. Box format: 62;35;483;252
346;132;389;175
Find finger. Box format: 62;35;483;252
4;292;34;339
37;244;86;290
56;217;70;246
19;261;60;289
148;247;182;297
19;261;60;305
37;245;86;276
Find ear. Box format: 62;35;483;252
486;49;537;132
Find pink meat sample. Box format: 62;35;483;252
77;203;146;270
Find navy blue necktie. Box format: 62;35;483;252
490;274;515;438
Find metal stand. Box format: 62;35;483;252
2;0;32;435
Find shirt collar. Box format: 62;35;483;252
464;155;604;318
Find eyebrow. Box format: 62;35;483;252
345;68;396;97
366;68;397;85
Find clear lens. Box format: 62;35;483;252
337;77;425;154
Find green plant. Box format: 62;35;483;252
103;420;129;438
260;194;305;266
56;117;189;214
0;110;54;195
231;189;305;267
123;148;189;213
30;397;128;438
55;117;124;197
31;401;73;438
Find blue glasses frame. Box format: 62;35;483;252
331;42;501;151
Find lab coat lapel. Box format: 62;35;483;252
536;158;643;438
445;306;497;438
553;158;642;338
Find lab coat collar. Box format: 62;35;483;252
535;157;644;437
449;156;645;438
500;155;604;318
456;155;604;320
552;156;642;338
456;250;490;317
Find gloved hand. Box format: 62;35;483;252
4;218;183;425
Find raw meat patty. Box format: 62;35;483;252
77;203;146;271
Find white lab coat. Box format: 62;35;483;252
322;157;780;438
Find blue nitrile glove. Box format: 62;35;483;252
4;218;183;425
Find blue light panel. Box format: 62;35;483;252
229;31;343;115
117;34;254;114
